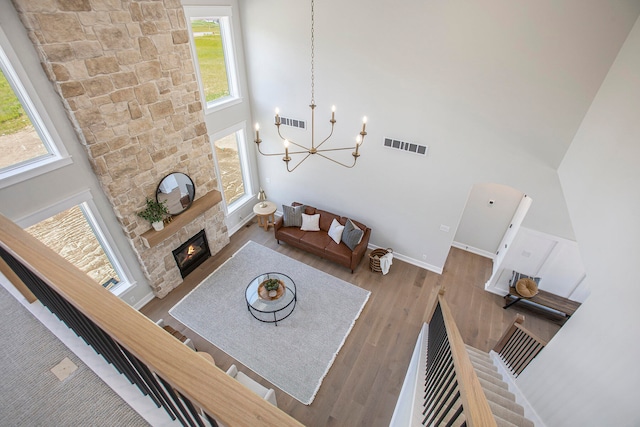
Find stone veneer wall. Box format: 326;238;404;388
12;0;229;297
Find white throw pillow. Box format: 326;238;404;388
300;213;320;231
328;218;345;244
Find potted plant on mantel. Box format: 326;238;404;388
138;198;169;231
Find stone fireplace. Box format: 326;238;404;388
13;0;230;297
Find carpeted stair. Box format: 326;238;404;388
465;345;534;427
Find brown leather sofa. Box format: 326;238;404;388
274;202;371;273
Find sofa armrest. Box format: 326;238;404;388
274;215;284;231
350;227;371;271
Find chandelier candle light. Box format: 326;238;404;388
254;0;368;172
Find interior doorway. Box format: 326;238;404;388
453;183;527;259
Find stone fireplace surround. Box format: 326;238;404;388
13;0;230;297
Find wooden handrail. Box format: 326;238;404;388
0;214;301;427
493;314;547;353
0;255;36;303
425;286;443;323
437;291;497;427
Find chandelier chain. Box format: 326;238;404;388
254;0;367;172
310;0;315;105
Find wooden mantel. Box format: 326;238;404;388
141;190;222;249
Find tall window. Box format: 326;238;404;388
0;29;70;188
186;7;240;111
22;197;132;296
184;5;256;221
213;130;246;206
0;68;48;169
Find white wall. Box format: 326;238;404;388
518;16;640;426
238;0;638;271
454;183;523;256
485;226;587;301
0;3;152;307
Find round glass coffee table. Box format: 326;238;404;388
245;272;296;326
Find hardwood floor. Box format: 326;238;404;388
141;221;561;427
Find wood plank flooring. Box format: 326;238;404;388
141;221;561;427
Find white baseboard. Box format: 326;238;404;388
452;241;495;260
133;291;155;310
484;281;508;297
227;213;256;236
368;244;443;275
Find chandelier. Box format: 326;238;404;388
254;0;367;172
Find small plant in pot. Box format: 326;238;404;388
263;278;281;298
138;198;169;231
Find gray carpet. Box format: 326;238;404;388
0;285;149;426
169;241;371;405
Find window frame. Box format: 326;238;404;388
210;122;255;214
15;190;135;297
0;25;71;189
184;5;242;113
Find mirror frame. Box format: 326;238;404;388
156;172;196;216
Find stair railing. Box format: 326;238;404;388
493;314;547;377
422;289;497;427
0;214;301;427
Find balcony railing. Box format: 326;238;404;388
493;314;547;377
422;289;497;427
0;213;301;427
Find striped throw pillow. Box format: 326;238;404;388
282;204;305;227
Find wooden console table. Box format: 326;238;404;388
504;287;581;320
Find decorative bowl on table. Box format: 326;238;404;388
258;278;286;301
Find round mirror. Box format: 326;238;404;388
156;172;195;216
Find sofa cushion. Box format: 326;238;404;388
283;204;305;227
277;226;306;243
301;213;320;231
328;219;345;244
299;231;333;252
324;240;352;265
342;219;364;251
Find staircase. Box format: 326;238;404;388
464;345;533;427
390;290;538;427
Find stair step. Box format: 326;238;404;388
465;344;492;361
477;376;516;401
468;352;499;372
474;368;509;390
487;401;534;427
494;414;523;427
471;361;502;381
483;388;524;416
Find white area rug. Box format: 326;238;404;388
169;241;370;405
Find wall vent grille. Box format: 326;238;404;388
280;117;306;129
383;137;428;156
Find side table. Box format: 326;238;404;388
253;201;277;231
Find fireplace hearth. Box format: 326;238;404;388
172;229;211;278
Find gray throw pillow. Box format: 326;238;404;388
282;204;305;227
342;219;364;251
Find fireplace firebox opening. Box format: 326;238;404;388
172;229;211;278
